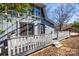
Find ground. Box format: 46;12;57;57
29;36;79;56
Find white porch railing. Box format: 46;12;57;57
8;31;69;56
0;31;70;56
58;31;70;41
7;31;70;56
7;33;53;56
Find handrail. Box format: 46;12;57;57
6;32;53;40
0;16;27;36
0;23;27;39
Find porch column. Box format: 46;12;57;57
34;19;38;35
27;22;29;36
16;20;20;37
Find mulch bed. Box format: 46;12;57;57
29;36;79;56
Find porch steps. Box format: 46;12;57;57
52;40;63;48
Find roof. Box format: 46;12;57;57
45;18;55;25
55;24;72;31
61;24;72;30
42;6;55;26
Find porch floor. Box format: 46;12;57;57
29;36;79;56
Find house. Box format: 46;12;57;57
0;3;70;56
0;3;56;56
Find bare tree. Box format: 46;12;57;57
52;3;76;31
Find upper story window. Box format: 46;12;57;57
34;7;41;16
31;6;45;18
31;6;41;17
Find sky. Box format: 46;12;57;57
45;3;79;23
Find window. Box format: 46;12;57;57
41;24;45;34
31;6;45;18
20;22;34;36
32;6;41;17
38;24;45;34
28;23;34;35
34;7;41;16
20;22;27;36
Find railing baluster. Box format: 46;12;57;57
32;36;35;49
12;39;16;55
29;37;32;50
29;37;31;50
24;37;26;51
16;38;19;54
26;37;28;51
32;37;34;49
8;39;11;56
34;36;36;48
36;36;38;47
27;37;29;50
20;37;23;52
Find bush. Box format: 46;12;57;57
26;13;33;16
0;29;5;34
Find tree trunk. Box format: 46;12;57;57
59;24;62;31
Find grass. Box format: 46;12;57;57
0;29;5;34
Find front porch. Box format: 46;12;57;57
0;15;70;56
0;30;70;56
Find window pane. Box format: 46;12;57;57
20;22;27;36
20;23;34;36
28;24;34;35
41;24;45;34
38;24;45;34
33;7;41;16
